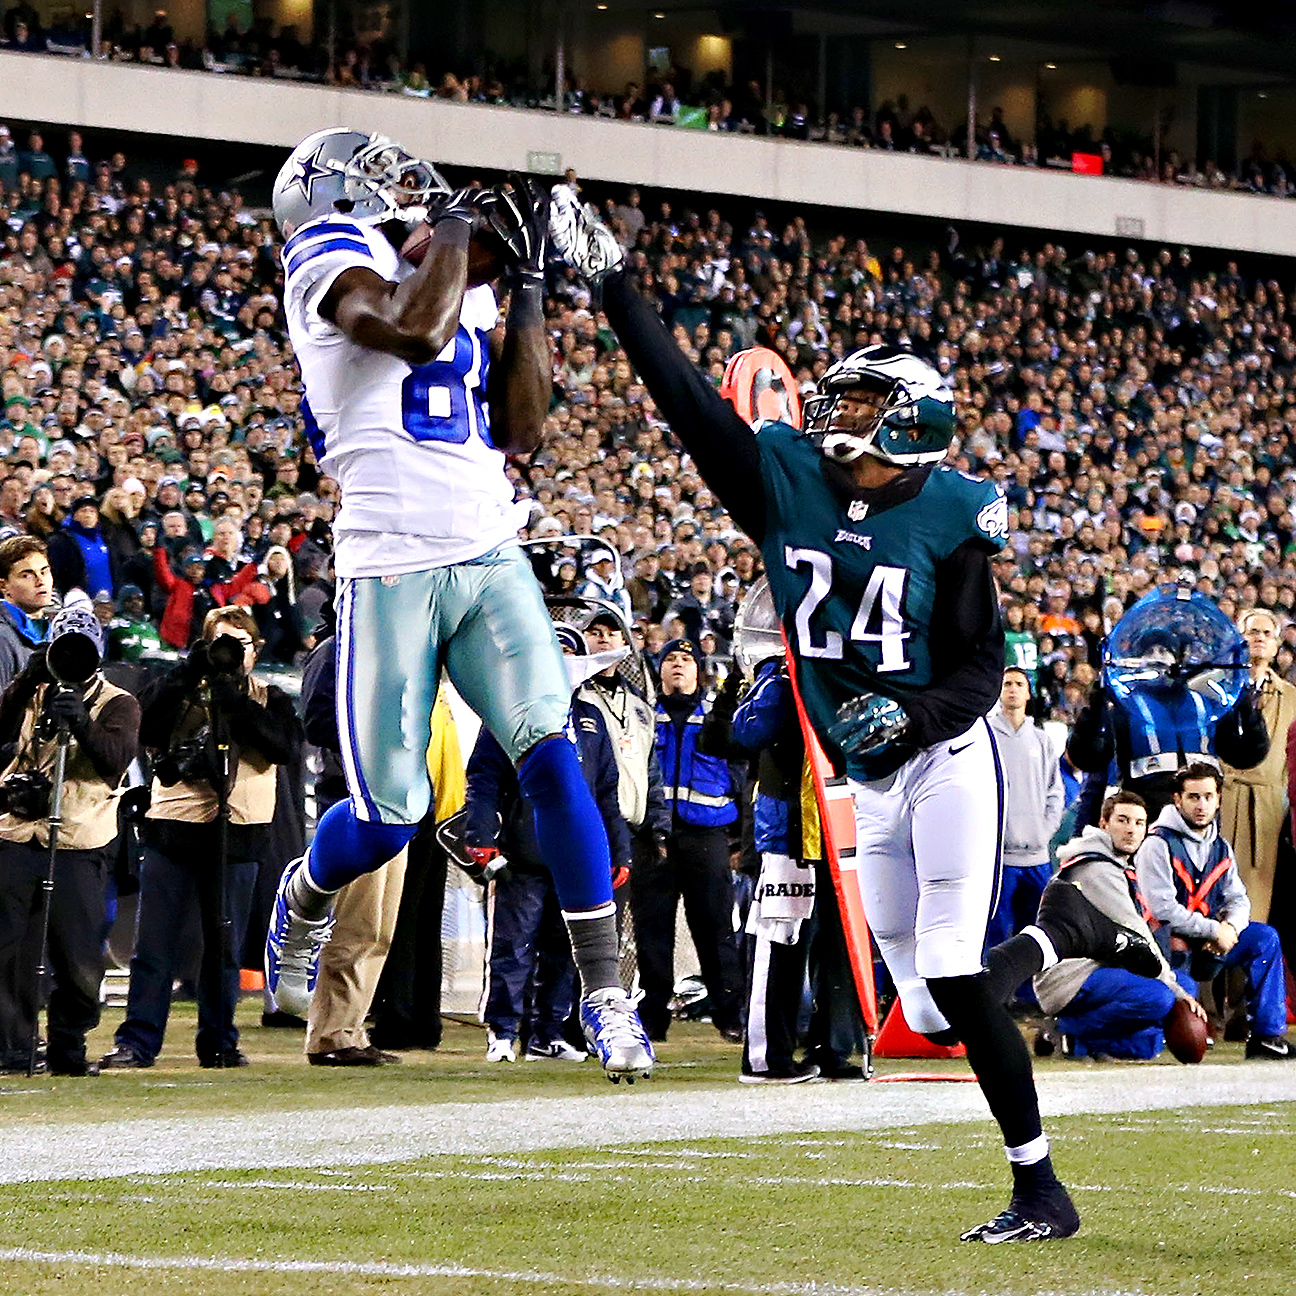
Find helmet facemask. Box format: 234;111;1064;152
804;375;905;465
803;348;956;468
343;137;450;229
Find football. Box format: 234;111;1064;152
399;223;506;286
1164;997;1208;1064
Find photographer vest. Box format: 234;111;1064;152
0;679;130;850
147;676;278;827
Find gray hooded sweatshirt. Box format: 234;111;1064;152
988;707;1063;869
1134;803;1251;944
1033;825;1186;1016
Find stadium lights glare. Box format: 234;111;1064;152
894;42;907;49
654;11;665;17
989;54;1002;62
1045;62;1058;69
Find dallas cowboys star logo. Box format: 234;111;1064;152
287;141;331;204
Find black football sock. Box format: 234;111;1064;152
984;933;1048;1004
1011;1154;1061;1199
926;972;1043;1150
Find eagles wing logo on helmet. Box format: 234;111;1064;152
272;128;451;239
802;344;955;467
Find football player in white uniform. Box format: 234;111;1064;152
264;130;652;1080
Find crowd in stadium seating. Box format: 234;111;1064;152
4;4;1294;198
3;122;1296;724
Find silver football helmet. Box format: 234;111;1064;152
802;345;956;467
271;128;451;238
732;577;784;678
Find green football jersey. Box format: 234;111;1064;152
755;421;1007;779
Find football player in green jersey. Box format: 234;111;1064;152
550;189;1161;1243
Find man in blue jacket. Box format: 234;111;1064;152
468;624;631;1062
632;638;744;1042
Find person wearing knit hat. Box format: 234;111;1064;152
469;618;631;1064
635;633;743;1043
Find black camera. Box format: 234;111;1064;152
0;769;54;819
196;634;245;680
154;732;215;786
47;629;100;688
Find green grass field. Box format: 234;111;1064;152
1;1004;1292;1296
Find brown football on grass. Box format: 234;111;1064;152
1164;997;1208;1064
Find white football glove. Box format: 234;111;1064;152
548;184;624;285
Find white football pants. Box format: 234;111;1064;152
849;716;1004;1036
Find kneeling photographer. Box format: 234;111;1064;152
102;608;302;1070
0;607;140;1076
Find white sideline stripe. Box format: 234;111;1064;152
0;1248;1145;1295
1;1065;1293;1185
0;1248;900;1293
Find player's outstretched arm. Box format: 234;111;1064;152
601;269;767;542
901;540;1005;746
487;287;549;455
485;177;551;455
321;191;481;364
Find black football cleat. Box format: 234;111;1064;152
1245;1034;1293;1060
961;1187;1080;1243
1036;880;1161;978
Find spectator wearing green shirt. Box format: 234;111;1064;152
107;585;162;663
1004;600;1040;683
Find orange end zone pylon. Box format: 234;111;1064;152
782;636;878;1035
872;998;966;1059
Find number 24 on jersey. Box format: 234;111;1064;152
785;546;912;673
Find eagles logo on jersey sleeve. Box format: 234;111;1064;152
933;467;1009;553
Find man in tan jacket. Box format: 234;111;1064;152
0;606;139;1075
1220;609;1296;924
101;607;302;1070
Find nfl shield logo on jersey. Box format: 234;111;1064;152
847;499;869;522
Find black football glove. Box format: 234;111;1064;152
429;186;487;232
481;174;548;287
44;687;89;735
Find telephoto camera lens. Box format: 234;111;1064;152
46;631;99;687
206;634;245;677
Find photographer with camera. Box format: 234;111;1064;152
0;606;140;1076
101;607;302;1070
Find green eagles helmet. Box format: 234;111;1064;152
271;128;451;238
802;344;956;467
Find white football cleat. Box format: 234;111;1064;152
263;858;334;1019
580;987;654;1083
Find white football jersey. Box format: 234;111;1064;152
282;215;530;577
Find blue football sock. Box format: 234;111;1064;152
305;798;416;893
517;736;614;912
